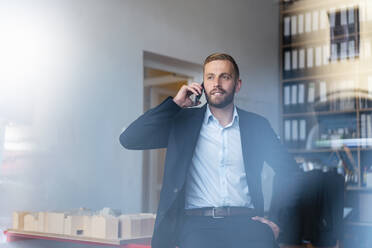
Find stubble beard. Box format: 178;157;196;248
205;82;236;109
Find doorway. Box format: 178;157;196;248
142;51;203;212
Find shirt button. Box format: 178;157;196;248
173;188;178;193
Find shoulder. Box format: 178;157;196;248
175;105;205;119
237;108;270;125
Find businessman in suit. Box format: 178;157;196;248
120;53;300;248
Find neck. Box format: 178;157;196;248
209;102;235;127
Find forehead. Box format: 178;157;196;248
204;60;234;74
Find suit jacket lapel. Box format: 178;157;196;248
174;104;206;173
238;108;261;209
237;108;255;171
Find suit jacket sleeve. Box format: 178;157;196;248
119;97;181;150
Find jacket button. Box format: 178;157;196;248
173;188;178;193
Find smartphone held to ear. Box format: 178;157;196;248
194;82;204;105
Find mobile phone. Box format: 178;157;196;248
195;82;204;105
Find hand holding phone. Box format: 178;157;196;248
194;82;204;105
173;82;204;108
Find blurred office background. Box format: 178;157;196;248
0;0;371;247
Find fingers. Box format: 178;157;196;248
173;82;203;108
189;82;203;95
252;216;280;240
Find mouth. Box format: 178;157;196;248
211;90;225;96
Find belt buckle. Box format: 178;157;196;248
212;207;225;219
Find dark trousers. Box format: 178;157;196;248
178;215;277;248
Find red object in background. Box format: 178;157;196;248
126;245;151;248
4;230;151;247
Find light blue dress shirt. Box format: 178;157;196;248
185;105;253;209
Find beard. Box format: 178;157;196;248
205;83;236;109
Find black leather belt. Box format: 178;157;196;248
185;207;257;218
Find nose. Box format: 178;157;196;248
211;77;222;87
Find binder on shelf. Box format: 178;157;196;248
315;46;322;67
346;80;356;110
320;9;327;30
323;44;330;65
284;85;291;113
298;14;304;34
298;83;306;112
329;8;336;28
339;80;346;111
299;119;307;148
312;11;319;32
284;120;291;143
340;41;348;60
367;114;372;146
307;82;316;111
292;50;298;70
348;40;356;59
291;15;297;37
316;80;328;112
283;118;308;149
284;50;291;78
329;80;338;111
307;47;314;68
348;7;355;25
292;119;299;146
291;84;298;112
299;49;305;70
331;43;338;62
347;7;359;34
284;16;291;37
305;12;312;33
319;81;327;103
359;78;368;110
361;113;367;147
340;7;348;26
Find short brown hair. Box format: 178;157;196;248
203;53;240;79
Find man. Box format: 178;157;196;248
120;53;300;248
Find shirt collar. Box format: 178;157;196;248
204;104;239;127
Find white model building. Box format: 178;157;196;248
23;213;38;232
119;213;156;239
12;208;156;240
37;212;47;232
46;212;66;234
91;215;119;240
12;211;29;230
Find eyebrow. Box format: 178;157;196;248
220;73;232;77
205;72;233;77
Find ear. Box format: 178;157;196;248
235;79;242;94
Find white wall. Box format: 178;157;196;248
0;0;279;241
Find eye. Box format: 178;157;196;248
207;75;213;80
222;74;231;80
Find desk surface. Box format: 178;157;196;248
4;229;151;247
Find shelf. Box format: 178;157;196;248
288;147;359;153
4;229;151;247
282;67;372;82
345;221;372;227
283;110;357;117
359;108;372;112
281;32;363;49
346;186;372;192
359;147;372;151
280;0;363;14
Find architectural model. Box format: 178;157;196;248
12;208;156;240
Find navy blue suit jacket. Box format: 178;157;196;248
120;97;300;248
